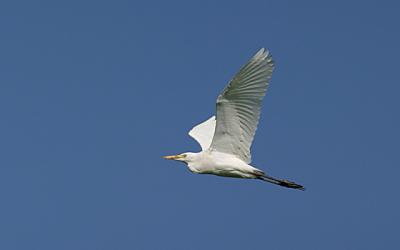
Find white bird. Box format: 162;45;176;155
163;48;304;190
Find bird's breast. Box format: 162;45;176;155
187;151;246;175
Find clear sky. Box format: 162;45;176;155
0;1;399;249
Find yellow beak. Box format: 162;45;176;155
163;154;185;160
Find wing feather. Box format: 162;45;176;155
210;48;274;163
188;116;216;151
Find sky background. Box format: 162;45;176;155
1;1;399;249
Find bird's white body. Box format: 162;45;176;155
185;151;262;179
163;48;304;190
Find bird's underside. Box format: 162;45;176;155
187;151;305;190
164;48;305;191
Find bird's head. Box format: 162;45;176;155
163;152;196;164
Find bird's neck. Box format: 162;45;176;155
185;151;208;174
187;164;201;173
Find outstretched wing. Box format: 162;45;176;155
188;116;216;151
210;48;274;163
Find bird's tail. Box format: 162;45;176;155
257;174;305;191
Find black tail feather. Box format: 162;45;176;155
258;174;305;191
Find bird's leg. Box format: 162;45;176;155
257;174;305;191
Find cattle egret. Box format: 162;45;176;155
164;48;304;190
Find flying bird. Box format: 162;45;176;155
163;48;304;190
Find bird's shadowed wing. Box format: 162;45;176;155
188;116;216;151
210;48;274;163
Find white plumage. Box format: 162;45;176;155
188;116;216;151
164;48;304;190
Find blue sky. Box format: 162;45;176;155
0;1;399;249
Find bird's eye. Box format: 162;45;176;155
182;154;187;157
